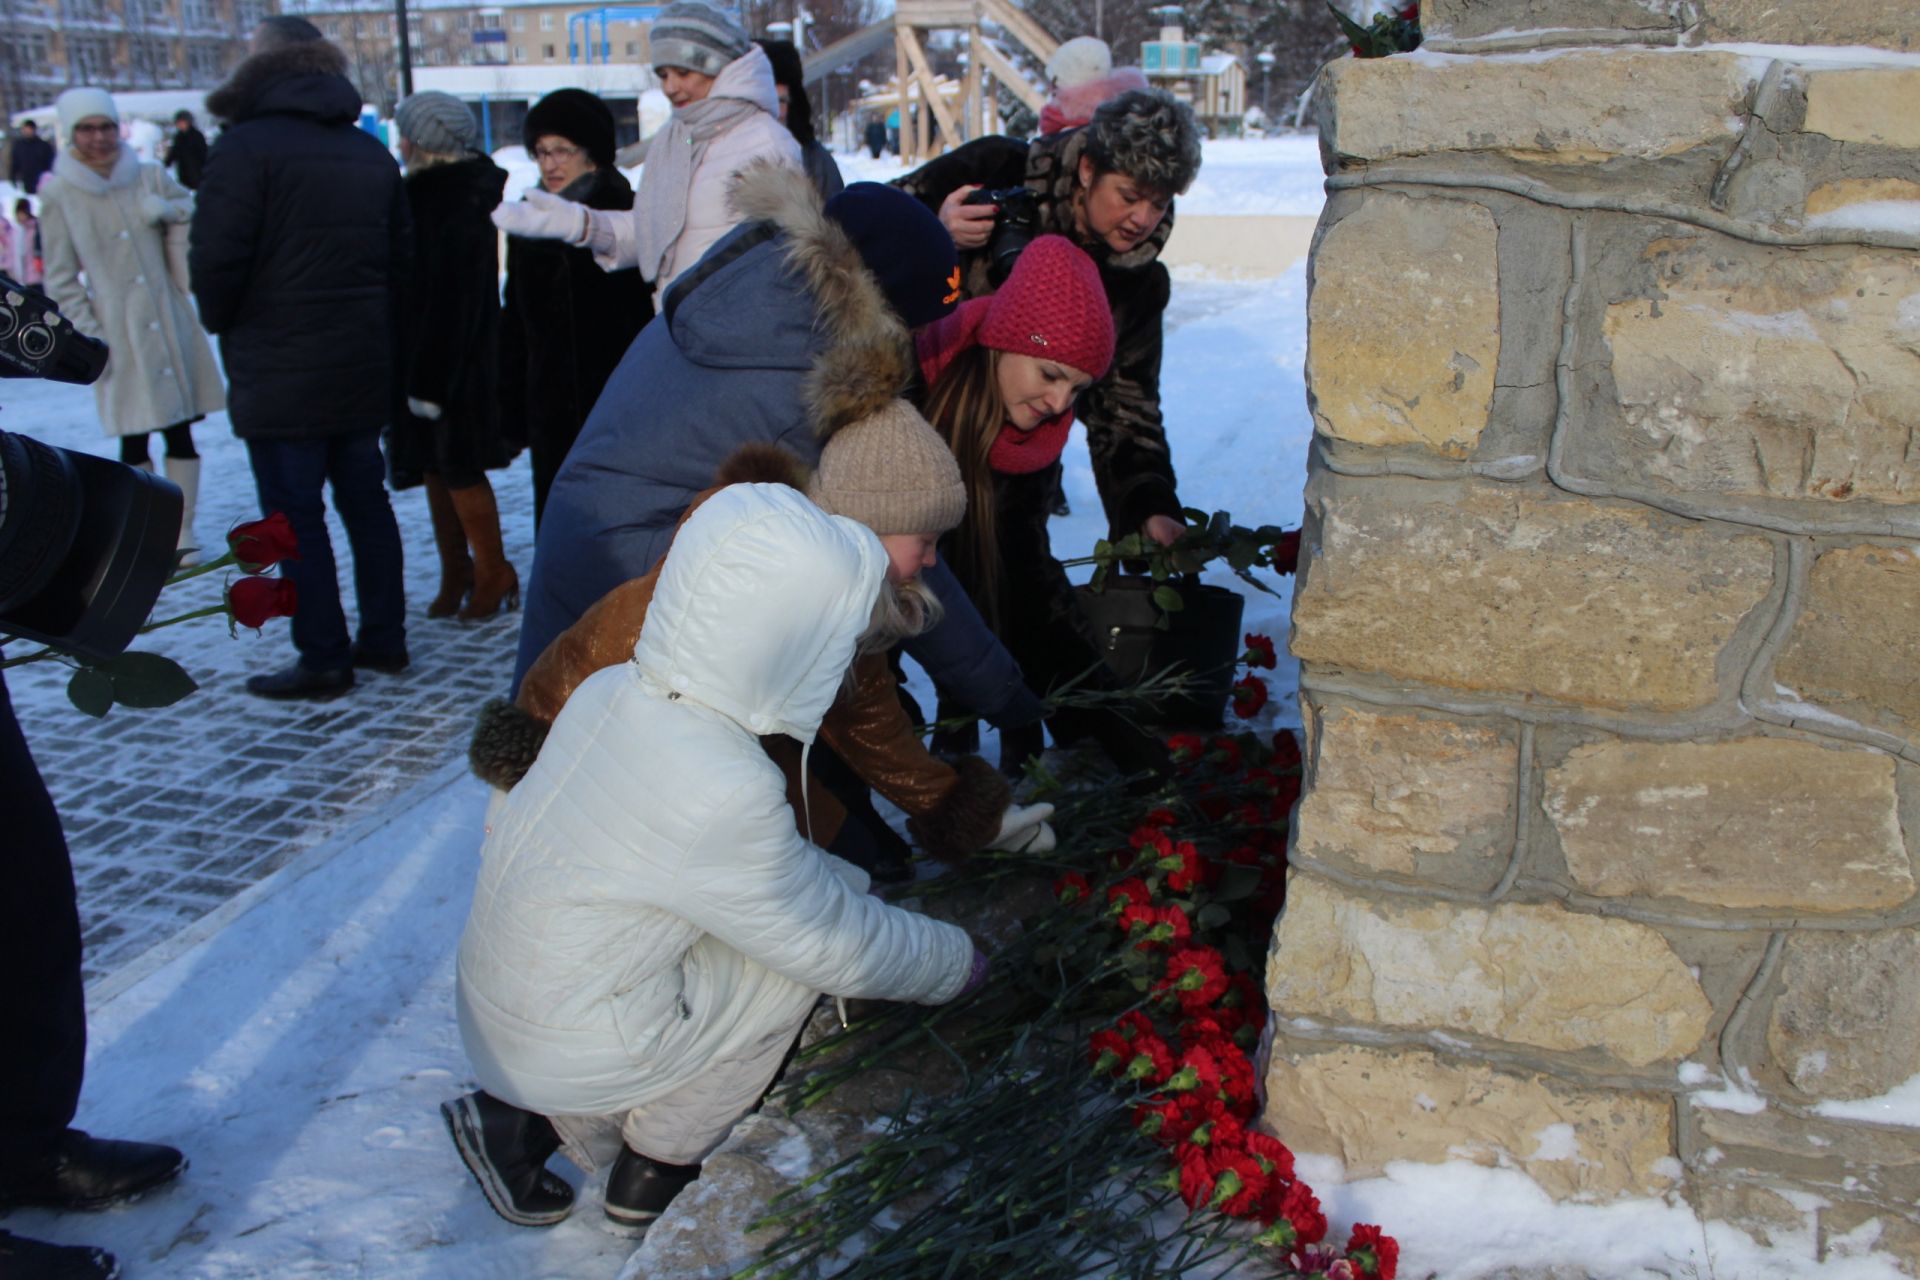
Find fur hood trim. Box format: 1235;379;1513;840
730;161;911;442
716;440;810;490
206;40;350;123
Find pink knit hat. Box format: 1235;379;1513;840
977;236;1115;380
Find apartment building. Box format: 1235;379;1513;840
0;0;270;116
284;0;658;110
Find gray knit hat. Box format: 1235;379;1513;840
395;90;477;155
809;401;967;537
649;1;750;77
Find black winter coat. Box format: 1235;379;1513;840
9;134;52;193
895;130;1183;542
190;40;411;442
389;155;513;490
163;126;207;189
499;166;649;523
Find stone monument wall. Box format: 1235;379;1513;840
1265;0;1920;1265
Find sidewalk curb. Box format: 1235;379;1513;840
88;754;477;1009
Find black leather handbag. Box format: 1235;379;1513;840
1073;575;1245;729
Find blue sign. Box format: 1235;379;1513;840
472;29;506;42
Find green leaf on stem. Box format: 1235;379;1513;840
1212;863;1264;902
1196;903;1232;930
99;651;198;708
1151;585;1184;614
67;667;113;718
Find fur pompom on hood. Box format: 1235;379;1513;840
729;162;912;445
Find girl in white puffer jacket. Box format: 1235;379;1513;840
444;482;982;1234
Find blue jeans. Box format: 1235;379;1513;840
246;431;406;672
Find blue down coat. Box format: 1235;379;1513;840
458;484;972;1117
514;162;1043;728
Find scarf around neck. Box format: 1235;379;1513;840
633;45;778;284
917;298;1076;477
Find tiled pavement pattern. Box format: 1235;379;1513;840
4;381;536;984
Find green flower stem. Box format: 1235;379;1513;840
0;645;65;670
140;602;229;632
161;550;238;587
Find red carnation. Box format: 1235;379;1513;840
1207;1144;1270;1217
1164;840;1206;893
227;512;301;572
1167;731;1206;764
1126;1031;1175;1083
227;575;298;629
1271;728;1302;772
1142;807;1179;829
1347;1224;1399;1280
1107;877;1153;913
1165;1042;1224;1095
1278;1180;1327;1246
1088;1029;1131;1076
1269;528;1301;575
1158;946;1230;1011
1129;825;1174;863
1176;1146;1215;1211
1221;973;1268;1032
1216;1043;1259;1116
1117;1010;1155;1041
1241;633;1277;670
1135;904;1192;952
1209;735;1244;770
1232;674;1269;719
1053;872;1091;906
1245;1129;1296;1182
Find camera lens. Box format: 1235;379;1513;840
17;322;54;361
0;303;17;342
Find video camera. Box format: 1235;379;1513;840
961;185;1043;286
0;275;184;663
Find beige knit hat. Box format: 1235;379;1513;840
809;400;967;537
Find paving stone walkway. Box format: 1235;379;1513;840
3;379;534;984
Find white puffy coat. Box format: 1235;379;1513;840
456;483;972;1119
38;145;225;438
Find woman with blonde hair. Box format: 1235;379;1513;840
38;87;224;562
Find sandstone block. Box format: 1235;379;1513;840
1804;69;1920;149
1776;546;1920;743
1260;1039;1676;1200
1543;737;1912;912
1321;51;1750;163
1701;0;1915;49
1694;1105;1920;1206
1267;875;1712;1067
1822;1202;1920;1276
1768;928;1920;1101
1289;481;1774;712
1308;195;1500;456
1294;701;1517;890
1424;0;1680;41
1592;241;1920;507
1807;178;1920;217
1696;1182;1815;1252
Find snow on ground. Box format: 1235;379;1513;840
6;142;1907;1280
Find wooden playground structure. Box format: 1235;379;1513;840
800;0;1060;165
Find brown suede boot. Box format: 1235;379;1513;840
424;474;473;619
449;478;519;622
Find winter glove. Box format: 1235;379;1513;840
137;192;175;225
958;948;990;997
406;397;443;421
985;801;1056;854
491;188;590;245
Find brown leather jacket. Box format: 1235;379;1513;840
471;444;1009;860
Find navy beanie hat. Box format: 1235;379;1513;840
824;183;960;331
524;88;616;169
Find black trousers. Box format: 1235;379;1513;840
0;671;86;1174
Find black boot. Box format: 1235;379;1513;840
440;1091;574;1227
244;661;354;700
0;1131;184;1212
603;1145;700;1235
0;1231;118;1280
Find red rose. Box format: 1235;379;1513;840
1232;674;1270;719
227;575;298;629
1241;633;1277;670
227;512;301;572
1347;1224;1399;1280
1053;872;1091;905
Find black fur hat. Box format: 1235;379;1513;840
755;38;814;147
523;88;616;169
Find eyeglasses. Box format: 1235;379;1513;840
533;143;582;162
71;121;119;136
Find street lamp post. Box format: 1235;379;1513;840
1256;47;1274;127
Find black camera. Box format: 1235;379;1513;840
0;280;111;384
962;185;1042;286
0;275;182;663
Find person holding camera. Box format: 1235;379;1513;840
38;87;226;566
896;89;1201;558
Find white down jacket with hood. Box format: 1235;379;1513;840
456;483;973;1119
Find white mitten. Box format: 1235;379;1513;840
138;192;174;224
491;188;588;244
986;801;1056;853
406;397;442;421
